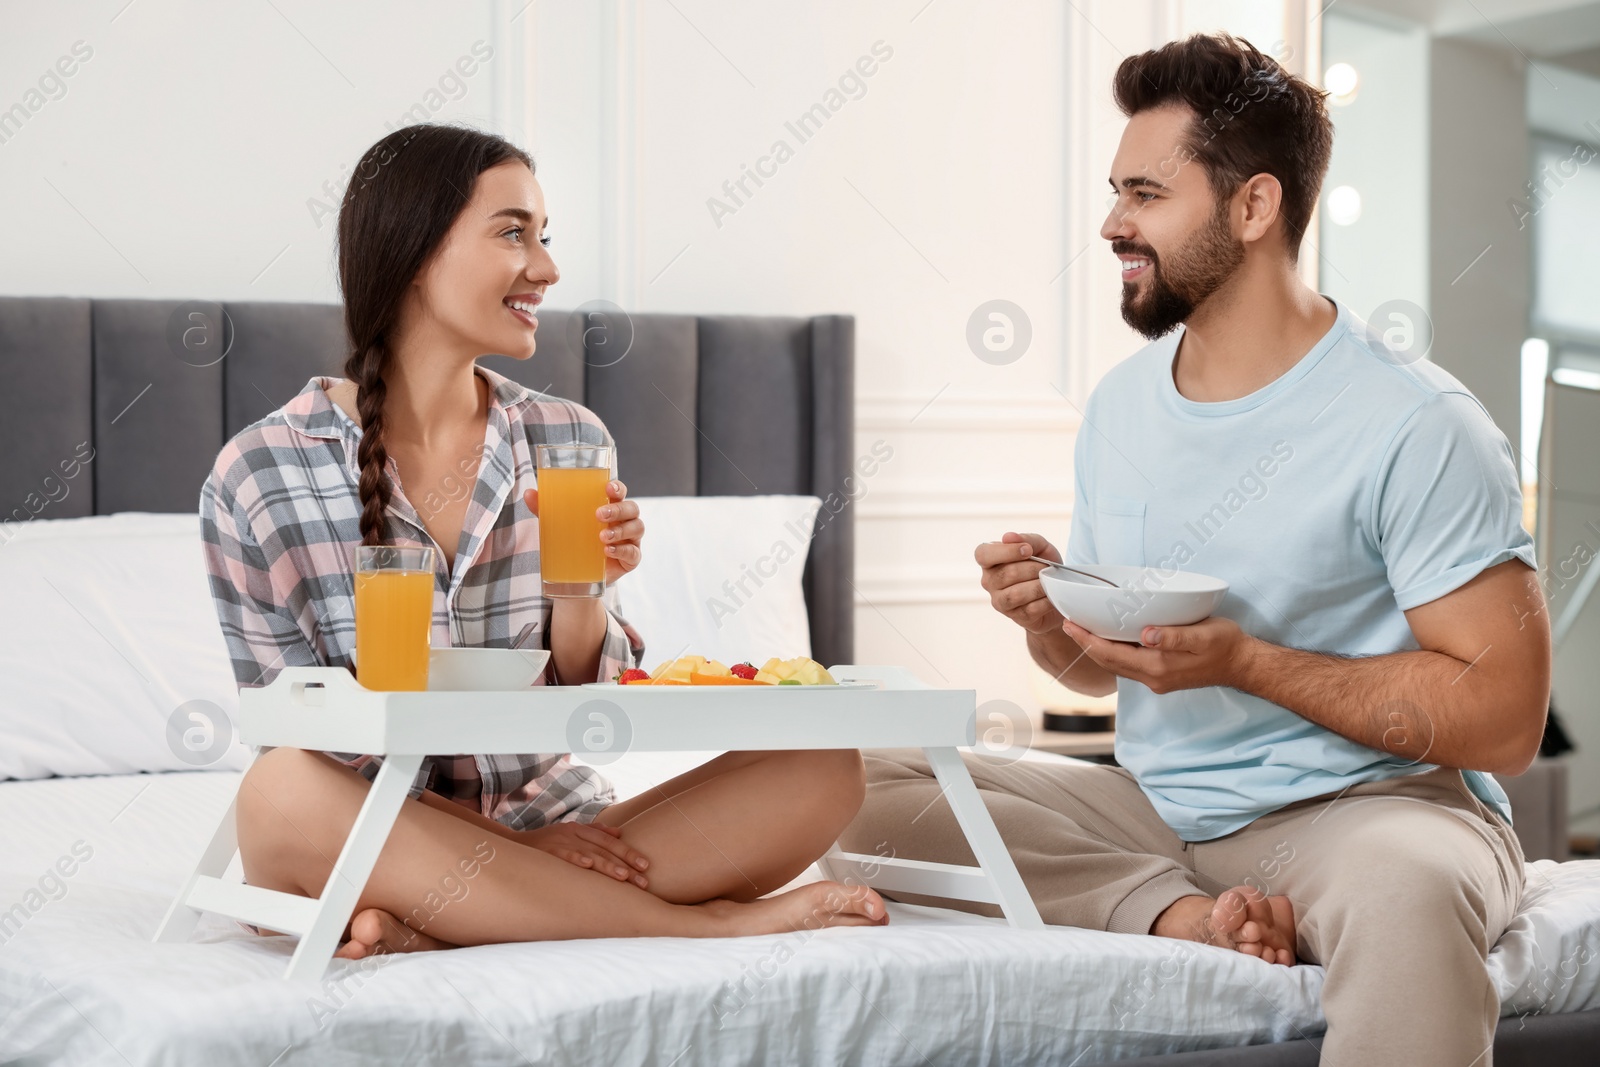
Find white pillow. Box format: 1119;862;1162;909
615;495;822;670
0;512;250;780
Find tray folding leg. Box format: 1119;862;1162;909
282;752;424;982
153;750;424;985
817;746;1044;930
153;791;242;945
922;746;1043;928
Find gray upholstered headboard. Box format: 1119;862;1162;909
0;298;854;667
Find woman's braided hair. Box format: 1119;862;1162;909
334;122;533;546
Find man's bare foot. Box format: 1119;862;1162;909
1152;888;1297;966
698;880;889;937
333;907;455;960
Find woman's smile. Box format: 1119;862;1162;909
504;291;542;329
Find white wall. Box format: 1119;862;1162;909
3;1;1306;716
0;0;538;301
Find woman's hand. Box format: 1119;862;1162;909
595;479;643;585
519;820;650;889
522;478;644;585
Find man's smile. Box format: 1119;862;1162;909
1117;252;1153;281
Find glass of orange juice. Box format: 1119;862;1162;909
535;442;614;598
353;544;435;690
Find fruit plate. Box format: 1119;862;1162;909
580;681;880;692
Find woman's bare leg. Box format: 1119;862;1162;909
237;747;883;953
592;749;867;903
343;749;872;955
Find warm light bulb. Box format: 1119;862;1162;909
1324;62;1360;105
1326;185;1362;226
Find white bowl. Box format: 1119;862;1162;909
1039;564;1228;643
427;647;551;691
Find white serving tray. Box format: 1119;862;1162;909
156;663;1046;983
235;665;973;754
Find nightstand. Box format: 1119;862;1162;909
1027;663;1117;761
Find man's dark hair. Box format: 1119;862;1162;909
1112;32;1333;259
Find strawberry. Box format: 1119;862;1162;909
729;662;759;680
616;668;650;685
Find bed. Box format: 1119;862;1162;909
2;296;1599;1065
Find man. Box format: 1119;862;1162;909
841;32;1550;1066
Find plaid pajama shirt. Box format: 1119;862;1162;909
198;362;644;829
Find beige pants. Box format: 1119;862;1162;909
840;750;1526;1067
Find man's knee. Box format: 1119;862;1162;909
860;747;934;786
1301;823;1507;953
839;753;956;858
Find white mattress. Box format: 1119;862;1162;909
1;758;1598;1066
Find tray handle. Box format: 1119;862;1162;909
270;666;364;707
826;664;930;690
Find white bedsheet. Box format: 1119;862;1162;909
1;763;1597;1066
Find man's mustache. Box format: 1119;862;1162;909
1111;242;1159;263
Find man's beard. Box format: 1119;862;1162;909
1118;200;1245;341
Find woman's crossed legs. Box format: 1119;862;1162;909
236;746;886;957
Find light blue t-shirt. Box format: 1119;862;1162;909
1067;295;1537;841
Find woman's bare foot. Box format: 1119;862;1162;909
1153;888;1297;966
333;907;456;960
329;883;884;954
698;880;889;937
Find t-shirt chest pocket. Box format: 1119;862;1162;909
1093;495;1147;566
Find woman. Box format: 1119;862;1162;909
199;123;885;957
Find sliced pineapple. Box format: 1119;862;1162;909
788;658;837;685
649;655;728;682
753;656;836;685
648;655;832;685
